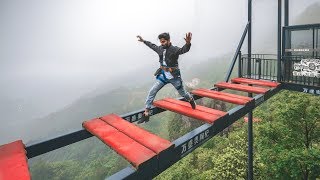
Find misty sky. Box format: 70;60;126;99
0;0;319;144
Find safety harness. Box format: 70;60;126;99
155;50;182;90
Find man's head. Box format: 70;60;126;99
158;32;171;48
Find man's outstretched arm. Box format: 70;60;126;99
177;32;192;55
137;35;161;54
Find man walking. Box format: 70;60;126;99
136;32;196;124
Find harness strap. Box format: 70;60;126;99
160;66;179;72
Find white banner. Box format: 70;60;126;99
292;59;320;78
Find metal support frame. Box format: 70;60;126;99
313;28;316;57
247;97;253;180
281;26;286;81
277;0;282;82
316;28;319;57
283;23;320;30
238;51;242;77
284;0;289;26
22;0;320;179
25;106;168;158
26;91;204;158
248;0;252;77
247;0;253;179
25;82;283;180
108;86;282;180
225;23;249;82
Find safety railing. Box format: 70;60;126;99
281;55;320;86
238;54;320;87
240;54;278;81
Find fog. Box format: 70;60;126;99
0;0;319;144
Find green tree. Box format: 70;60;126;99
255;91;320;179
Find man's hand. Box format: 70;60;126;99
137;35;144;42
184;32;192;44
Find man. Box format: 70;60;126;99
136;32;196;124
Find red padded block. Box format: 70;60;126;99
100;114;173;154
231;78;280;87
83;118;114;136
83;119;156;168
215;82;269;94
192;88;252;105
0;140;31;180
163;98;226;116
153;98;227;124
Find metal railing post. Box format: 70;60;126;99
238;51;242;77
257;58;261;79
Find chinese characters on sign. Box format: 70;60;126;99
293;59;320;78
302;88;320;95
181;129;210;156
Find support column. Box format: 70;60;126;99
277;0;282;82
247;0;253;180
248;0;252;77
247;109;253;180
284;0;289;26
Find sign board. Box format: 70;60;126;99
292;59;320;78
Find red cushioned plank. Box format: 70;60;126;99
0;140;31;180
153;98;227;124
100;114;173;154
192;88;252;105
231;78;280;87
162;98;227;116
83;119;156;168
215;82;269;94
194;88;252;101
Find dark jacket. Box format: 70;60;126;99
143;41;191;67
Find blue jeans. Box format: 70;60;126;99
145;76;193;109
